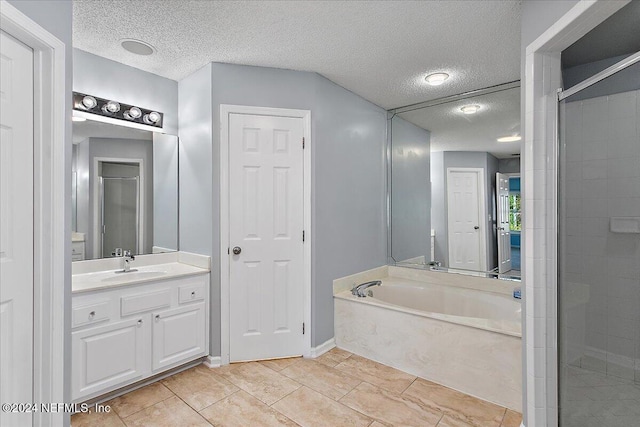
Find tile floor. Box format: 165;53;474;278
72;348;522;427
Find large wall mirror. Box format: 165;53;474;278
389;83;521;279
71;119;179;261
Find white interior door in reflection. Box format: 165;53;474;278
446;168;486;271
228;113;305;362
496;173;512;274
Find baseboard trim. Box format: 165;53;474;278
204;355;221;368
309;337;335;358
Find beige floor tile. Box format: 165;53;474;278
315;347;353;368
334;354;416;394
216;361;301;405
437;414;476;427
200;390;298;427
280;359;361;400
162;365;238;411
340;382;442;427
259;357;302;372
107;382;174;418
71;408;126;427
122;396;211;427
368;422;389;427
403;378;505;427
500;410;522;427
272;386;371;427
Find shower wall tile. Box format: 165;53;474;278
562;89;640;380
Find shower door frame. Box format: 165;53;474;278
523;1;633;426
92;157;145;258
99;175;141;257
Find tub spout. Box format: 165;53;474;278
351;280;381;297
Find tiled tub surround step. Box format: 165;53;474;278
334;266;523;411
72;350;522;427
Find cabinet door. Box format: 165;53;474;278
152;302;206;371
72;316;151;401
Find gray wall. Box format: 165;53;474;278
75;138;154;259
73;49;179;135
6;0;73;422
179;63;387;353
431;151;499;270
390;115;431;263
563;55;640;101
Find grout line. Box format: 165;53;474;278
115;392;177;421
400;376;418;395
197;389;241;414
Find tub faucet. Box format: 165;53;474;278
351;280;381;297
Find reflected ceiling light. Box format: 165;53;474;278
124;107;142;120
81;95;97;109
497;135;522;142
72;116;86;122
460;104;481;114
121;39;156;56
425;72;449;86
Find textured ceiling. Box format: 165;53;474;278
73;0;522;110
562;0;640;68
397;87;520;159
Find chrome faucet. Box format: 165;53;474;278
115;250;137;273
351;280;381;297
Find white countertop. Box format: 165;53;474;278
72;262;209;293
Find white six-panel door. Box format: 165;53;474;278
496;173;512;273
228;113;305;362
0;30;34;427
446;168;485;271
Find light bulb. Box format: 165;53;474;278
124;107;142;119
82;95;97;109
102;101;120;114
143;111;161;124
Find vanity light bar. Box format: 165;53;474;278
72;92;164;129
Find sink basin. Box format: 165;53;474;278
101;271;167;283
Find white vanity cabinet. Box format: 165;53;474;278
71;273;209;402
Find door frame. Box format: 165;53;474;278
92;157;144;257
445;167;487;271
1;2;66;426
219;104;312;365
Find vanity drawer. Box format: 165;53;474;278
73;301;110;328
178;282;206;304
121;289;171;316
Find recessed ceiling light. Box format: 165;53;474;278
121;39;156;56
460;104;481;115
425;72;449;86
497;135;522;142
72;116;86;122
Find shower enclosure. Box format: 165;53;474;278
558;53;640;427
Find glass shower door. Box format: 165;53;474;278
558;59;640;427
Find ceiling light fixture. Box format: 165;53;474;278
425;72;449;86
121;39;156;56
497;135;522;142
460;104;481;115
102;100;121;114
143;111;161;124
81;95;97;109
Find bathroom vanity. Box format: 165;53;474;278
71;252;210;403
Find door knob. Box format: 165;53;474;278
232;246;242;255
474;226;480;230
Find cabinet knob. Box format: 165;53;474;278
137;319;143;325
155;314;160;321
191;291;196;297
89;311;95;318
